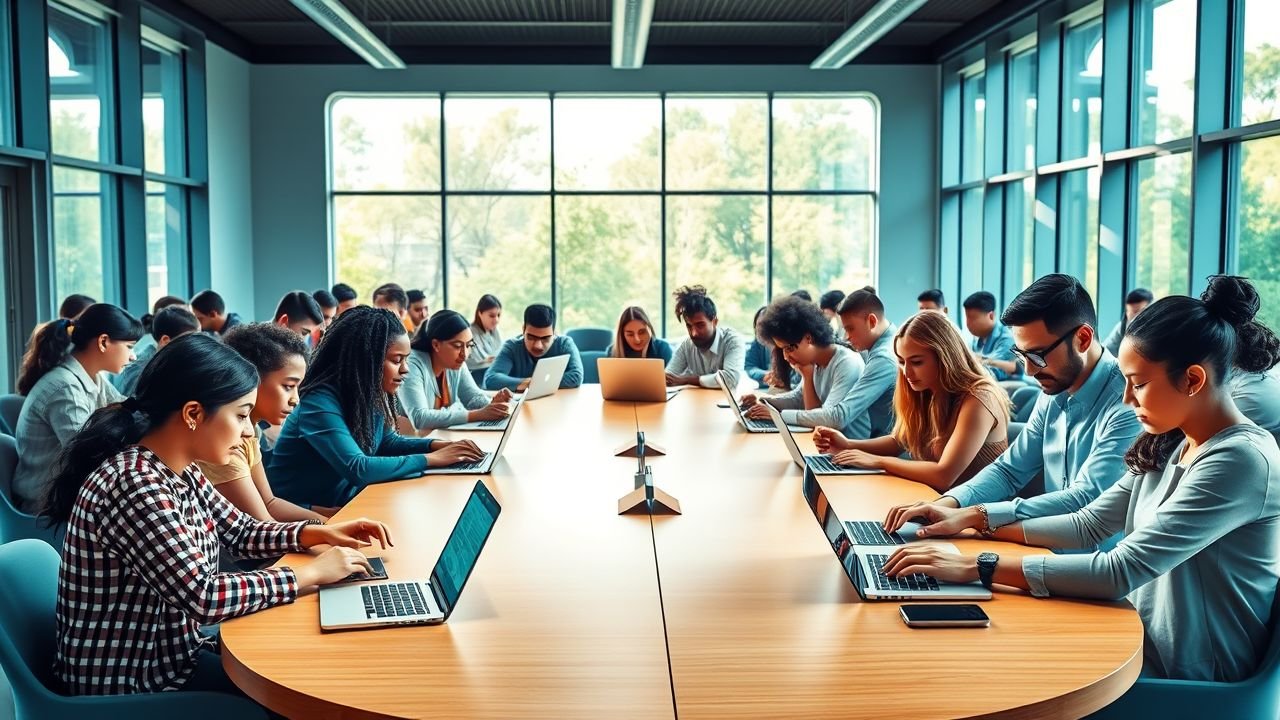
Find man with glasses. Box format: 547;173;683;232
483;303;583;392
883;274;1140;541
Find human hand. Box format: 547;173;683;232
428;439;485;467
293;546;376;587
301;517;394;551
881;545;979;584
832;449;883;469
883;501;981;537
812;426;850;453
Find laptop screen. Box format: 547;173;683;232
430;481;502;616
801;469;862;590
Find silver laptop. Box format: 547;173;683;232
801;468;991;601
764;403;884;476
449;396;521;432
520;353;571;401
714;370;810;434
320;480;501;630
419;400;523;475
598;358;681;403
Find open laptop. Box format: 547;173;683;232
800;467;990;601
519;353;571;401
449;396;522;431
419;399;523;475
598;358;681;402
764;403;884;476
320;480;501;630
714;370;807;434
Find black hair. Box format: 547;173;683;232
331;283;358;303
673;285;717;321
1001;273;1097;335
838;286;884;316
273;290;324;325
819;290;846;312
752;305;767;328
372;283;409;311
312;289;337;310
791;289;813;302
761;297;838;389
140;295;187;335
224;322;311;376
39;333;259;524
407;289;426;305
150;306;200;342
58;294;96;320
523;303;555;329
189;290;226;316
1126;288;1155;305
411;310;470;354
917;289;945;307
301;306;407;453
473;294;502;327
18;304;143;395
963;291;998;314
1122;276;1280;475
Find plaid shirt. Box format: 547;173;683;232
56;445;307;694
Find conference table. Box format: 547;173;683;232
221;386;1143;719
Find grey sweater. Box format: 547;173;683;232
763;345;866;438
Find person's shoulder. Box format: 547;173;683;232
499;336;523;351
89;446;171;499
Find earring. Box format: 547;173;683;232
188;421;196;431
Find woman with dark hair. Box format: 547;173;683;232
606;306;673;362
738;296;865;436
467;294;504;372
58;293;96;320
744;305;796;390
133;294;188;358
882;275;1280;682
42;333;389;698
401;310;513;432
268;307;483;509
13;304;143;511
112;306;201;396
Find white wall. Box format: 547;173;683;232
205;43;256;319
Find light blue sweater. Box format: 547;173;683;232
400;349;491;431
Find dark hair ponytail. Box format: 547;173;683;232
39;333;259;524
17;303;143;395
1122;275;1275;474
411;310;469;354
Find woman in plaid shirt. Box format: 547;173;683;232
39;333;393;698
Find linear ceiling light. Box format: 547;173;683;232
611;0;656;69
810;0;928;69
289;0;406;70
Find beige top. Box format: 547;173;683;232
197;427;263;486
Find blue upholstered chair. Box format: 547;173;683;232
0;394;23;436
580;350;606;384
566;327;612;353
0;435;63;546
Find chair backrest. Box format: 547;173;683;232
580;351;606;384
0;393;24;436
566;327;613;353
0;539;63;702
0;434;64;546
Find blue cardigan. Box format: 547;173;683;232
268;385;436;508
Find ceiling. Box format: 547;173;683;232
156;0;1021;64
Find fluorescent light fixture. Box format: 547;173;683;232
288;0;405;70
611;0;655;69
810;0;928;69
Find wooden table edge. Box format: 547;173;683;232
956;642;1143;720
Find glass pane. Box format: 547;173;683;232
1059;168;1101;306
142;41;185;176
445;96;550;191
1062;18;1103;160
553;97;660;190
772;95;876;190
333;195;444;311
959;188;984;301
0;1;14;146
772;196;874;300
665;96;767;191
48;5;113;162
665;195;765;337
446;196;550;339
331;96;441;191
1004;177;1036;302
961;72;986;182
554;196;661;330
52;166;111;302
1135;154;1191;299
145;182;186;308
1237;135;1280;331
1136;0;1196;144
1007;49;1037;172
1241;0;1280;126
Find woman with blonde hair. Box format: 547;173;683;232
605;306;674;363
814;310;1010;490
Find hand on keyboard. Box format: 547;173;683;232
880;544;978;585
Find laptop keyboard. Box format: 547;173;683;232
473;418;506;428
744;416;776;431
866;554;940;592
362;583;429;618
806;454;852;473
449;452;492;471
846;521;906;546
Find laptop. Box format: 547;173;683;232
419;399;523;475
764;403;884;476
320;480;501;630
598;358;681;403
800;467;991;601
449;396;522;432
520;353;571;401
715;370;783;434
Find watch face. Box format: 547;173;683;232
977;552;998;565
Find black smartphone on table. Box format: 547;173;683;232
899;604;990;628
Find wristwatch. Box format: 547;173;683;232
977;552;999;590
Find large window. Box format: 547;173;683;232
330;94;879;337
142;37;188;307
1240;0;1279;126
1061;19;1103;161
1059;168;1100;306
52;166;112;302
1136;0;1196;144
1134;154;1191;298
960;69;986;182
1236;136;1280;330
1007;49;1037;172
48;5;114;163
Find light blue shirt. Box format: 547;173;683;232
399;349;492;431
1229;366;1280;448
850;324;899;439
667;326;746;389
973;322;1020;381
946;350;1142;528
111;343;157;396
765;345;865;437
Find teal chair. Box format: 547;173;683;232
0;394;22;436
0;539;267;719
581;350;606;384
1086;584;1280;720
0;435;63;546
566;327;612;353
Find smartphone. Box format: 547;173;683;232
899;604;990;628
334;556;388;584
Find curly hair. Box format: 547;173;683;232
223;322;311;375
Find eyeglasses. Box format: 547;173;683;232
444;340;478;352
523;333;556;346
1012;325;1084;369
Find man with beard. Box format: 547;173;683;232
883;274;1140;539
665;285;746;389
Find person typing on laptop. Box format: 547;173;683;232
483;303;583;392
665;285;746;389
400;310;513;433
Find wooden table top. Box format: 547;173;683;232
221;386;1142;719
